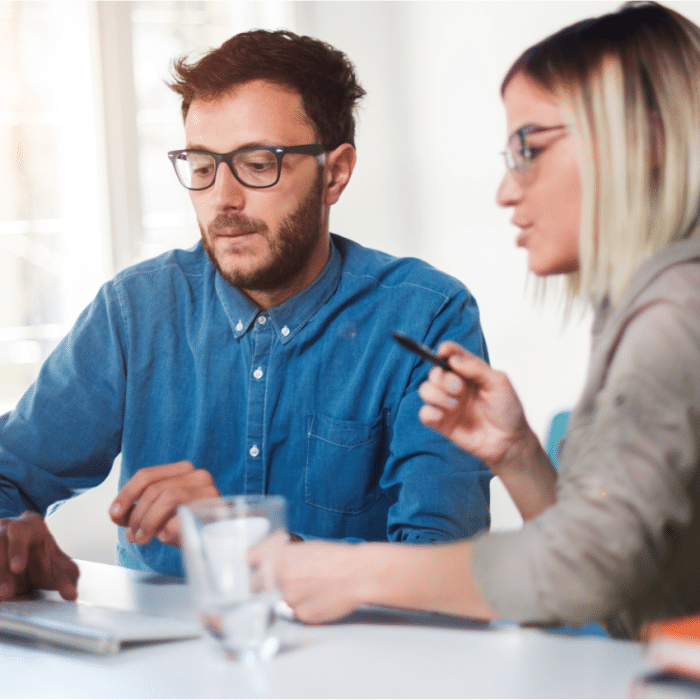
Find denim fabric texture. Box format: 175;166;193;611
0;235;491;576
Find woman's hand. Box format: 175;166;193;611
277;541;369;623
277;540;496;624
418;341;531;470
418;341;557;520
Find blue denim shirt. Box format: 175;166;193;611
0;235;491;576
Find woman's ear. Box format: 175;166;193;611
324;143;357;205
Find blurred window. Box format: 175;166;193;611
0;1;107;412
1;0;290;412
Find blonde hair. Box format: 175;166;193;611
503;2;700;305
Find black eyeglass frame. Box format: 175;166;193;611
167;143;326;190
502;125;567;177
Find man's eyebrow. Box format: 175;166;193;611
183;141;279;152
184;141;211;151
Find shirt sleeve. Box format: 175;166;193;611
379;286;492;543
0;283;126;518
470;290;700;627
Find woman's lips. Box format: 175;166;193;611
513;222;532;248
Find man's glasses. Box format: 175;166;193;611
502;125;567;178
168;144;325;190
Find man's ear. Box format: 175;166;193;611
324;143;356;205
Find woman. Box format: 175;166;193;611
277;1;700;639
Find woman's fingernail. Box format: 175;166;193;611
446;396;458;408
422;406;442;421
448;378;462;392
110;503;122;517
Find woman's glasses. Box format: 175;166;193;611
502;125;567;178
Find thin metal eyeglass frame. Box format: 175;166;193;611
502;125;567;177
167;144;325;190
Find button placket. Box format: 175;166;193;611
244;318;271;493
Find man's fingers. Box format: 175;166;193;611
124;469;219;544
0;514;80;600
48;550;79;601
123;486;162;543
0;546;20;599
47;542;80;582
155;515;181;546
5;512;47;574
55;561;80;600
110;461;195;525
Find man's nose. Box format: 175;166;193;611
210;160;246;210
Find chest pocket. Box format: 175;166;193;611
305;411;387;514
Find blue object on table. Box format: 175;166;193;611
545;410;570;469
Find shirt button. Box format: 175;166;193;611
281;326;290;337
257;316;267;325
253;367;263;380
249;445;259;457
235;320;243;332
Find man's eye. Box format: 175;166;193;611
247;161;274;172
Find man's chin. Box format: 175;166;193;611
216;261;265;289
205;237;267;282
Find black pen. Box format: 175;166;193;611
391;331;452;372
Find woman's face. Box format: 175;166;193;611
497;71;582;276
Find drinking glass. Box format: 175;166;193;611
179;495;287;661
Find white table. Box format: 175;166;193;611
0;560;653;699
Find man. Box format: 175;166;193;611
0;29;490;599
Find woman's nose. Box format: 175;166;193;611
496;169;523;208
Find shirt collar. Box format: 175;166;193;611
214;237;342;344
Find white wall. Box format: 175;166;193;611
47;1;700;557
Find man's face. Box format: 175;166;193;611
185;80;330;306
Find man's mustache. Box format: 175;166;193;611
208;214;268;236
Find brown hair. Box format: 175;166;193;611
167;29;366;150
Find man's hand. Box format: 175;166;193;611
0;512;79;601
109;461;220;547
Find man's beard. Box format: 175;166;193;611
200;175;325;293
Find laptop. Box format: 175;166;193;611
0;598;201;655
